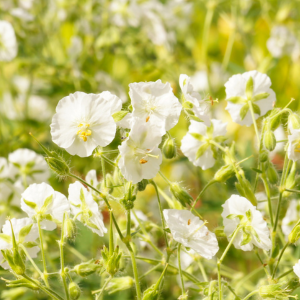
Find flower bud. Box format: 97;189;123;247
137;179;149;192
74;259;102;277
4;278;39;290
45;157;70;177
64;215;77;241
101;245;122;276
162;137;176;159
69;282;81;300
120;182;136;210
259;283;289;299
286;277;300;293
269;113;281;131
169;182;193;207
235;178;257;206
267;163;279;184
288;220;300;244
263;130;276;151
214;165;235;182
105;276;134;294
284;161;297;197
259;150;269;162
288;112;300;131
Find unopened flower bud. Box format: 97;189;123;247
105;276;134;294
259;283;290;299
214;165;235;182
170;182;193;207
69;282;81;300
137;179;149;192
267;163;278;184
64;215;77;241
74;259;102;277
288;112;300;131
120;182;136;210
235;178;257;206
45;157;70;177
259;150;269;162
162;137;176;159
288;220;300;244
101;245;122;276
284;162;297;196
269;113;281;131
263;130;276;151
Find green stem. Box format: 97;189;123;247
151;180;169;248
218;226;241;300
37;218;50;287
242;290;259;300
277;268;293;279
248;101;260;148
191;180;216;210
197;258;208;282
59;213;70;300
100;155;117;167
202;1;215;63
22;274;64;300
272;242;290;279
109;211;114;256
95;276;112;299
261;174;274;226
139;263;161;280
235;266;264;294
101;154;106;188
285;188;300;194
177;244;185;297
130;250;142;300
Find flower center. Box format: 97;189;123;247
134;147;159;164
77;122;92;142
143;96;157;122
294;140;300;153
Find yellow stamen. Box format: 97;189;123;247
188;219;191;225
295;141;300;153
139;159;148;164
146;116;150;122
77;123;92;142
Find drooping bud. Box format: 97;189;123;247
269;109;281;131
288;112;300;131
69;282;81;300
259;150;269;162
162;137;176;159
74;259;102;277
105;276;134;294
45;157;70;177
120;182;136;210
64;214;77;241
101;245;122;276
266;163;279;185
169;182;193;207
214;165;235;182
263;130;276;151
137;179;149;192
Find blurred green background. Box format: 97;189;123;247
1;0;300;299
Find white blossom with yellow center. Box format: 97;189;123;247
51;92;117;157
118;122;162;184
129;80;182;135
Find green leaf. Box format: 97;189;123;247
112;110;129;122
80;188;87;206
195;143;209;160
164;228;171;234
252;92;270;102
251;168;263;173
25;161;35;169
246;77;253;99
18;224;33;243
227;96;245;104
206;123;214;137
0;234;12;243
190;133;205;141
252;103;261;115
226;214;243;220
183;101;194;109
189;115;203;122
240;104;249;120
245;209;252;220
185;108;195;116
23;241;38;248
23;199;37;209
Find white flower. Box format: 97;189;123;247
68;182;107;236
288;129;300;161
21;183;70;231
180;119;227;170
118;122;162;184
163;209;219;259
179;74;210;126
225;71;276;126
222;195;272;251
293;260;300;279
255;192;267;214
0;21;17;61
267;26;298;58
85;169;105;208
117;112;134;129
8;148;50;186
51;92;117;157
270;125;286;158
129;80;182;134
282;200;300;238
0;218;39;269
0;157;17;180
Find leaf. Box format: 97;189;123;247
164;228;171;233
252;92;270;102
18;224;33;243
227;96;245;104
40;194;53;212
240;231;252;246
189;115;203;122
80;188;87;206
23;199;37;209
226;214;243;220
195;143;209;160
252;103;261;115
0;234;12;243
245;76;253;99
112;110;129;122
251;168;263;173
240;104;249;120
23;241;38;248
190;133;205;141
183;101;194;109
